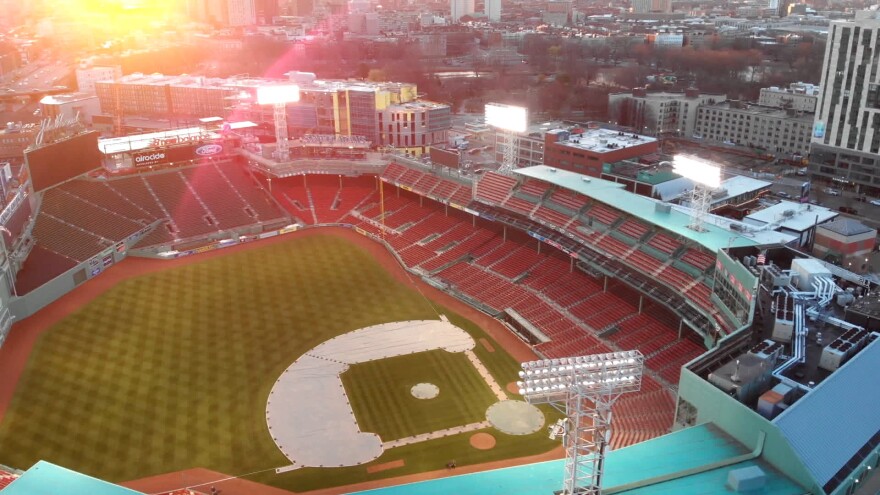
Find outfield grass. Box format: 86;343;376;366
342;350;498;441
0;232;560;490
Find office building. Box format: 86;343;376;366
542;126;658;176
485;0;501;22
758;83;820;113
75;64;121;95
632;0;672;14
39;93;101;126
228;0;257;26
450;0;475;22
694;101;813;157
809;10;880;193
608;89;726;138
95;74;451;155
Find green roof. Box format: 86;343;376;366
2;461;144;495
513;166;768;251
351;423;806;495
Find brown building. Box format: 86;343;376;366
542;127;659;176
0;123;38;160
813;218;877;273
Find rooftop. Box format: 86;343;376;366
711;175;773;204
700;102;815;122
550;128;657;154
817;217;874;236
514;166;792;251
96;123;257;155
609;90;727;100
39;93;98;105
351;423;805;495
774;336;880;491
744;200;838;233
2;461;143;495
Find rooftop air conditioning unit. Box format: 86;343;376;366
582;177;591;182
782;209;796;218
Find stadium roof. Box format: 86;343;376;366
513;166;780;251
773;336;880;490
350;423;806;495
1;461;143;495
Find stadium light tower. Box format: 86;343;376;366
256;84;300;162
670;155;722;233
485;103;527;174
518;350;644;495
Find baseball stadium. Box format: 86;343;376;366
0;113;877;495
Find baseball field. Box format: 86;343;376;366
0;230;560;492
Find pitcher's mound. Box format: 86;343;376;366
486;400;545;435
506;381;521;395
411;383;439;399
469;433;497;450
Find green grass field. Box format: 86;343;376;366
342;350;498;441
0;232;559;491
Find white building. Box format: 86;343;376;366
39;93;101;126
694;101;814;157
632;0;671;13
227;0;257;26
450;0;474;22
485;0;501;22
75;64;121;95
758;82;820;112
809;10;880;193
608;89;726;138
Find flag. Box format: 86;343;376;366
757;252;766;264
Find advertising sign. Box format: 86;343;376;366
132;142;225;167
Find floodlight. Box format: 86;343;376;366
485;103;528;133
673;155;721;189
519;350;644;495
255;84;299;161
256;84;300;105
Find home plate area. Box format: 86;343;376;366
266;317;545;472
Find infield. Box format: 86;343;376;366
0;231;561;492
343;349;498;442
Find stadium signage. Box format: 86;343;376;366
195;144;223;156
135;152;166;165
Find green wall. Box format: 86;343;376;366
677;368;822;494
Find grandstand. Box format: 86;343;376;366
3;139;880;495
13;162;290;296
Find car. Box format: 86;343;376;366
796;169;807;176
776;191;791;198
839;206;858;215
824;188;842;196
870;199;880;206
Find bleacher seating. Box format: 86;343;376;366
518;179;551;198
626;250;665;275
475;172;517;205
503;196;537;216
681;248;715;271
587;205;620;226
547;188;587;212
647;232;681;255
33;214;107;262
617;219;649;240
532;205;574;228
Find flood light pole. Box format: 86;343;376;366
668;155;722;233
256;85;300;162
485;103;527;174
518;350;644;495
